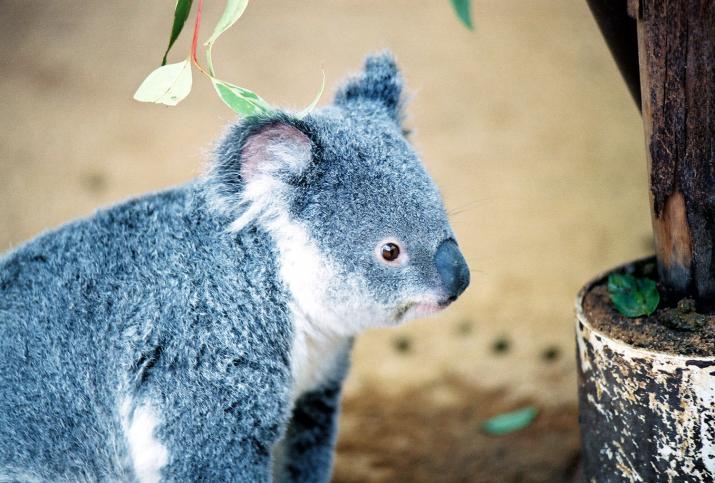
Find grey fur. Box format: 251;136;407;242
0;51;468;482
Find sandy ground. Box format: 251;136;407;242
0;1;651;480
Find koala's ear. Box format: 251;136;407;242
239;121;313;181
334;51;404;122
208;118;314;231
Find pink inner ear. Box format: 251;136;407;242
241;123;312;180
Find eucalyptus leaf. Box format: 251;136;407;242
205;0;249;76
482;407;538;436
295;70;325;119
212;78;272;116
162;0;194;66
206;0;249;47
450;0;474;30
608;273;660;317
134;59;193;106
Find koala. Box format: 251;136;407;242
0;52;469;482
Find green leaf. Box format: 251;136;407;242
134;59;193;106
295;70;325;119
205;0;249;76
450;0;474;31
212;78;272;117
608;273;660;317
162;0;194;66
482;407;538;436
206;0;249;47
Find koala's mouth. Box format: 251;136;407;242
395;299;448;322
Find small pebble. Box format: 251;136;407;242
492;337;510;354
541;346;560;362
393;335;411;354
677;298;697;314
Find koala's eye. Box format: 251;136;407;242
375;238;408;267
381;243;400;261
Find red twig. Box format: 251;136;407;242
191;0;203;64
190;0;210;77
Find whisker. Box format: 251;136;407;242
447;198;491;217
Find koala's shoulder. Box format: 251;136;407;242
0;185;212;293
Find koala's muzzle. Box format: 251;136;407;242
435;238;470;303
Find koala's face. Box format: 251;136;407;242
212;52;469;335
290;109;469;329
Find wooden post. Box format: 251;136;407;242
577;2;715;480
585;0;642;108
629;0;715;309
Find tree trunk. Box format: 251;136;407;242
630;0;715;309
578;2;715;481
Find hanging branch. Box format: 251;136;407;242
133;0;324;118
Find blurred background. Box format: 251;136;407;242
0;1;650;481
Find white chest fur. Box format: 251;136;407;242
289;309;348;401
257;212;352;401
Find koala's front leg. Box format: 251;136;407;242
122;355;290;482
123;386;280;483
272;381;344;483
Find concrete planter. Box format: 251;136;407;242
576;259;715;482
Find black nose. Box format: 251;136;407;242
434;238;470;301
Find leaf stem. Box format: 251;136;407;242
189;0;211;78
206;43;215;77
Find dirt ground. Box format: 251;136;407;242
0;1;651;481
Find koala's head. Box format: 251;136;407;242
209;52;469;336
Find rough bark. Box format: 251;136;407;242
631;0;715;309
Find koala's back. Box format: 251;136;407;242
0;183;293;481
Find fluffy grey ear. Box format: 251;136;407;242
240;122;312;181
334;51;404;121
207;118;313;231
